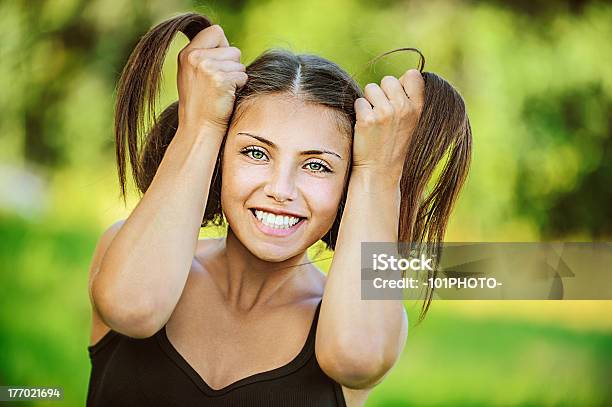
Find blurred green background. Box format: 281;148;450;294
1;0;611;405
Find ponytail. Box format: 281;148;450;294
400;72;472;321
364;49;472;321
114;13;213;200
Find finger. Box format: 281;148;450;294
227;72;248;88
399;69;425;107
364;83;393;115
354;97;373;121
201;47;241;61
200;59;245;73
364;83;388;106
380;75;409;107
188;47;241;64
200;46;241;62
189;24;229;49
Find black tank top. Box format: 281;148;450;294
87;300;347;406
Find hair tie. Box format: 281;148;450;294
368;47;426;74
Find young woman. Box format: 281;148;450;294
86;13;471;407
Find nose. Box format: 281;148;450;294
264;163;298;202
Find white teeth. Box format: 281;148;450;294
253;209;302;229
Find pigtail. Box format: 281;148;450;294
114;12;212;201
367;49;472;321
399;72;472;322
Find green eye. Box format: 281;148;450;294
251;150;264;160
241;147;268;161
305;161;332;173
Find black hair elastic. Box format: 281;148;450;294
368;47;426;73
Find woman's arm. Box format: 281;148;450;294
317;170;408;389
91;128;222;338
317;70;424;389
90;24;247;338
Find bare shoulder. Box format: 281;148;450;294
87;219;126;346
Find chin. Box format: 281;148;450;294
226;207;327;263
245;240;302;263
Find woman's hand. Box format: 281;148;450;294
176;24;248;135
352;69;425;181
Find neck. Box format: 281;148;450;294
209;228;312;312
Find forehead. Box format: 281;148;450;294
229;94;350;154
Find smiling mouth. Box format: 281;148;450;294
249;208;306;231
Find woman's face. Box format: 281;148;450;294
221;93;351;262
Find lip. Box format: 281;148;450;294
249;206;307;219
249;209;306;237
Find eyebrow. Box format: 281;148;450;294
237;132;343;160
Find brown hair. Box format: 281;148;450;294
114;12;472;321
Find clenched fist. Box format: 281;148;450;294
352;69;425;181
176;24;248;135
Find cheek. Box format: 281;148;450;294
304;178;345;224
221;157;262;203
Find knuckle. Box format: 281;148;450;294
359;114;376;126
375;115;390;125
364;83;378;91
212;72;224;83
406;69;425;85
216;73;234;86
237;72;249;84
229;46;241;57
379;104;395;119
186;49;202;66
354;97;366;106
197;58;215;72
405;68;420;77
381;75;397;85
179;48;194;64
211;24;224;34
